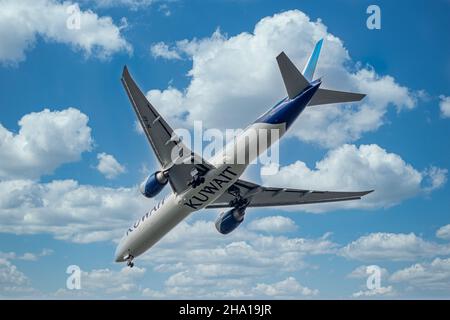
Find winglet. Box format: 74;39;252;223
302;38;323;81
122;65;130;78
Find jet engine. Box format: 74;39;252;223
215;207;245;234
139;171;168;198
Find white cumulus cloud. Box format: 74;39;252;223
55;265;146;298
137;219;335;298
436;224;450;240
423;166;448;191
0;178;153;243
248;216;297;233
253;277;318;298
146;10;417;148
150;42;182;60
261;144;446;211
0;258;34;298
0;0;131;64
347;265;389;279
88;0;154;9
439;95;450;118
96;153;126;179
0;249;53;262
390;257;450;291
0;108;93;180
348;265;395;298
352;286;394;298
340;232;450;262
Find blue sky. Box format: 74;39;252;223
0;0;449;299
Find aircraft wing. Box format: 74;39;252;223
121;66;214;194
206;179;372;208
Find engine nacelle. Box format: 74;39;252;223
215;207;245;234
139;171;168;198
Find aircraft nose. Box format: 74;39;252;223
114;243;125;262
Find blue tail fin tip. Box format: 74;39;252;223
303;38;323;81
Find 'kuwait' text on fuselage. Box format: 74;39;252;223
183;166;237;210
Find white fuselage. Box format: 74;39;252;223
115;122;285;262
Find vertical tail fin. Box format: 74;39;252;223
302;38;323;82
276;39;366;107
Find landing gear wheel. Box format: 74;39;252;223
125;254;134;268
189;175;205;188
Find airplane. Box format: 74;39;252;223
115;39;373;267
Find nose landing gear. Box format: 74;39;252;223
125;254;134;268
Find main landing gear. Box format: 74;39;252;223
228;185;249;209
188;168;206;188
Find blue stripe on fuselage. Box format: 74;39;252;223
254;80;321;130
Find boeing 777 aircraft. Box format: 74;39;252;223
115;39;372;267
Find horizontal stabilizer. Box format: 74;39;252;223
276;52;310;99
308;88;366;106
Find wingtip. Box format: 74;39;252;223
276;51;286;60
